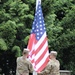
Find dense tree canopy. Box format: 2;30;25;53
0;0;75;75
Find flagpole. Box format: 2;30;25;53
36;0;41;11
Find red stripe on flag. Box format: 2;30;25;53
27;34;35;51
29;49;35;58
31;59;34;63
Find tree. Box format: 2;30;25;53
44;0;75;75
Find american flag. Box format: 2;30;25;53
27;1;49;72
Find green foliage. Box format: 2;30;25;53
12;45;21;57
0;20;17;48
45;13;63;49
0;0;34;54
0;38;7;50
24;35;30;45
43;0;75;74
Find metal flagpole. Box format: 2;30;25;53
36;0;41;11
33;70;37;75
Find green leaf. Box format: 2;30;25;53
0;38;7;50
